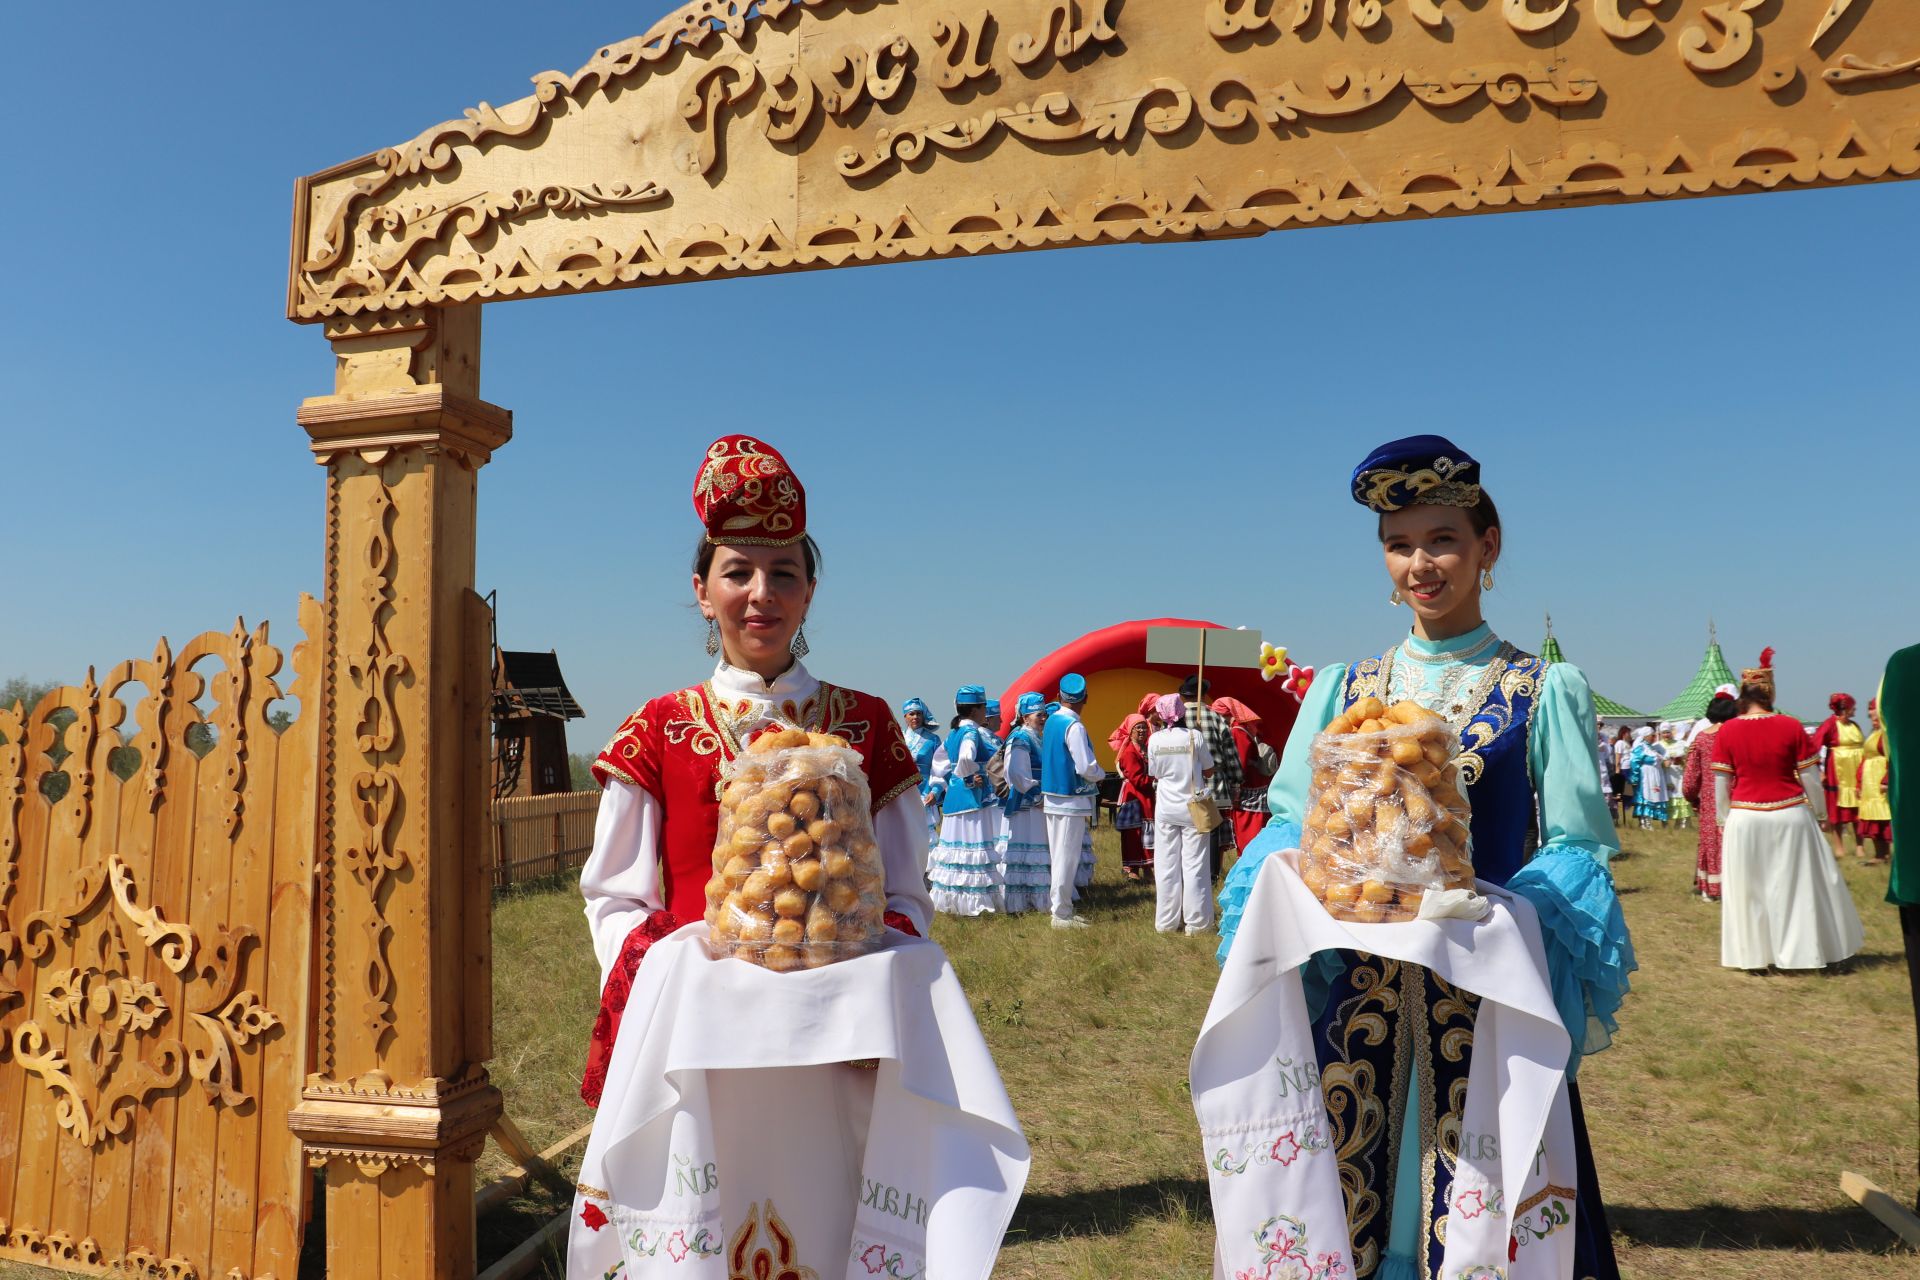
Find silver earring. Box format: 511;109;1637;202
1389;589;1405;606
705;617;720;656
790;625;809;658
1482;567;1496;592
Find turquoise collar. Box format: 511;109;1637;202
1403;622;1496;660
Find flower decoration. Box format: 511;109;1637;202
1268;1130;1303;1166
579;1201;608;1232
1455;1189;1490;1220
1284;663;1316;699
1259;643;1290;682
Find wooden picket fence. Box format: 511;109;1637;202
490;791;598;890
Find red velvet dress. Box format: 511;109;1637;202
1712;713;1821;809
1682;727;1723;899
581;680;921;1106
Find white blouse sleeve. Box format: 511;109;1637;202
872;790;936;936
929;741;954;785
579;780;664;989
953;732;981;778
1007;744;1035;792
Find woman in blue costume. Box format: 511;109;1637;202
901;696;947;843
1216;436;1635;1280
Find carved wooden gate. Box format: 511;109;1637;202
0;604;319;1279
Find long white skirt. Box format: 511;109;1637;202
928;808;1004;915
999;807;1051;914
1722;804;1864;970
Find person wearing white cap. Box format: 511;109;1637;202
1146;693;1216;934
1041;673;1105;929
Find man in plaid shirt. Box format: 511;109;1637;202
1182;676;1243;879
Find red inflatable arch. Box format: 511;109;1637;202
999;618;1303;771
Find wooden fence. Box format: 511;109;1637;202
490;791;598;890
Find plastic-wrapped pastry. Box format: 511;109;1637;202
703;729;889;969
1297;698;1476;924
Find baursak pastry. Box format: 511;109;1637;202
705;728;888;968
1297;698;1477;923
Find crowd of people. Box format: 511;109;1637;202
568;429;1918;1280
905;675;1280;935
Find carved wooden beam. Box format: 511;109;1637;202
290;0;1920;321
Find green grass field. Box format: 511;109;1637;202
1;826;1912;1278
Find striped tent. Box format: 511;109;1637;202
1539;616;1647;719
1654;628;1739;721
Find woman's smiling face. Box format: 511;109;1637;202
1379;506;1499;627
693;543;815;674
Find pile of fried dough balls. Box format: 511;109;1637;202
1299;698;1475;923
706;729;887;971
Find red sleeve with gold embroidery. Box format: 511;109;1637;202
591;698;666;795
857;694;922;814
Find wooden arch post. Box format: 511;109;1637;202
288;305;506;1278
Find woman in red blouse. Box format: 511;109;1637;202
1115;715;1156;882
1712;671;1864;972
577;436;934;1106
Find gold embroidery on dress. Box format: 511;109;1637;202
1321;957;1402;1278
728;1199;819;1280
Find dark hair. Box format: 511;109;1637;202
1706;694;1739;725
1377;490;1502;542
1738;682;1775;713
1180;675;1211;700
693;534;822;581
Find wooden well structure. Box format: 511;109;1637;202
2;0;1917;1275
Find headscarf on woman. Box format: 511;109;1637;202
1155;693;1187;727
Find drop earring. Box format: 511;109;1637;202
1482;567;1496;592
1389;589;1405;607
790;624;810;659
705;617;720;657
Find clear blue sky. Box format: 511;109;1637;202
3;3;1914;755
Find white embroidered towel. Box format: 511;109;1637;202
1192;850;1576;1280
568;928;1029;1280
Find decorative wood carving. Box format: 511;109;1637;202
289;0;1920;320
0;612;317;1280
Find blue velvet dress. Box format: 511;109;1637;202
1217;625;1635;1280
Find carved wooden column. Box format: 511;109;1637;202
288;305;508;1278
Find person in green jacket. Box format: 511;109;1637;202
1879;643;1920;1210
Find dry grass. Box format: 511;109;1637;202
1;829;1912;1278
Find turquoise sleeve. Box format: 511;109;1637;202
1509;663;1637;1077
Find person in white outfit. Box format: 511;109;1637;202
1146;693;1216;934
1040;672;1106;929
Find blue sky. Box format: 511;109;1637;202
3;3;1915;754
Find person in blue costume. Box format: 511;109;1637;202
1215;435;1635;1280
927;686;1005;915
901;696;947;843
1000;692;1053;912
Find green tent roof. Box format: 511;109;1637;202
1539;621;1647;718
1654;635;1738;721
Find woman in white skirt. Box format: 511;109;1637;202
926;685;1006;915
999;693;1053;912
1146;694;1215;934
1713;672;1864;971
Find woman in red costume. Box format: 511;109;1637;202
1713;655;1863;972
1115;713;1156;882
1813;691;1867;859
577;435;934;1107
1681;686;1739;901
1213;697;1278;857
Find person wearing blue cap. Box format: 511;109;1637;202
900;697;948;843
980;698;1011;864
1041;673;1106;929
1210;435;1632;1280
999;693;1053;913
927;686;1006;916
